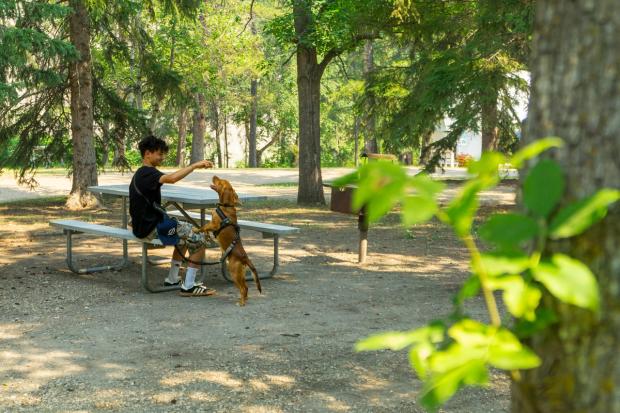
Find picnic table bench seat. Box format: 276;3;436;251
49;219;173;293
165;210;299;236
165;210;299;280
49;216;299;293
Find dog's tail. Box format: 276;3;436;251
245;258;262;293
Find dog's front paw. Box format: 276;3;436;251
192;227;202;234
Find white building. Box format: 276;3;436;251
431;72;529;166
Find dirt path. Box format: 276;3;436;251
0;183;515;412
0;167;516;204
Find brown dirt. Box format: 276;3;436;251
0;186;514;413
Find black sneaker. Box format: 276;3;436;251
179;285;216;297
164;280;181;287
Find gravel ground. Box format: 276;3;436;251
0;183;514;412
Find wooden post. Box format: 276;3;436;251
358;207;368;264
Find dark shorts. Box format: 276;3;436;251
143;221;208;254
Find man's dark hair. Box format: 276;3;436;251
138;135;169;158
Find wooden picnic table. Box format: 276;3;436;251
88;184;267;279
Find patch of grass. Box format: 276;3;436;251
256;182;298;188
0;195;67;207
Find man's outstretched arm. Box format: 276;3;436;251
159;160;213;184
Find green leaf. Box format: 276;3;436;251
420;358;488;411
352;162;407;223
549;189;620;239
479;213;539;248
532;254;600;312
409;341;435;380
409;173;446;197
510;137;564;168
355;325;444;352
331;171;359;188
479;252;530;277
448;319;491;347
514;308;558;338
468;151;505;177
523;159;565;217
401;195;437;226
488;329;541;370
503;279;542;321
444;180;482;237
455;275;481;305
487;276;542;321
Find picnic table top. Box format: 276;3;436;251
88;184;267;206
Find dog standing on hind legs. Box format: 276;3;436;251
194;176;262;306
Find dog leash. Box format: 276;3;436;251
176;207;241;267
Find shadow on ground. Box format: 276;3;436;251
0;197;512;412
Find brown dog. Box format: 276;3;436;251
194;176;262;306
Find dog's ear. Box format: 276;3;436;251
233;189;241;205
221;187;234;205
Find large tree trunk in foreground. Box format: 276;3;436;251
294;0;326;205
512;1;620;412
67;0;99;210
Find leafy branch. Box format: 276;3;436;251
333;137;619;411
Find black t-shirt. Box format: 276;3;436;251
129;166;164;238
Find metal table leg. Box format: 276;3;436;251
64;230;129;274
141;244;181;293
121;196;128;262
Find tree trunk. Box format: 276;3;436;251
190;93;206;163
176;108;187;167
419;130;433;165
223;111;229;168
211;101;222;168
66;0;99;210
149;100;160;134
294;0;325;205
244;116;250;166
353;116;361;167
101;120;110;167
481;89;500;152
248;78;258;167
512;1;620;412
363;39;378;154
257;130;281;167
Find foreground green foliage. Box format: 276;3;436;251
335;137;620;411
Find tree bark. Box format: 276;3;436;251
294;0;326;205
66;0;99;210
210;101;222;168
100;120;110;167
248;78;258;167
353;116;361;167
223;111;229;168
176;108;187;167
190;93;206;163
512;2;620;412
363;39;378;154
481;89;500;152
419;130;433;165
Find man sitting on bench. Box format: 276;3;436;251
130;135;215;297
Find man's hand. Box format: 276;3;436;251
193;160;214;169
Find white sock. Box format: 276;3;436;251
165;259;182;284
183;267;198;290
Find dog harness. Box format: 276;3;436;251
214;206;241;262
